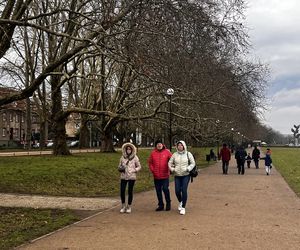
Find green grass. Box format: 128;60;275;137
0;148;211;197
0;147;212;249
269;147;300;196
0;207;78;250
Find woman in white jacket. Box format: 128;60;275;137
168;141;195;215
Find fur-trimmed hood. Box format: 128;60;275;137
121;142;137;160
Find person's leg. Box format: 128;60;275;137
174;176;182;203
255;159;259;169
241;162;245;175
127;180;136;205
265;165;269;175
247;161;250;168
181;175;190;208
222;161;226;174
120;179;127;213
120;179;127;204
162;178;171;210
225;161;229;174
237;162;241;174
154;179;164;209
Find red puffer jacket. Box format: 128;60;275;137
148;146;172;179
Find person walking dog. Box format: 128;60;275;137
118;142;142;213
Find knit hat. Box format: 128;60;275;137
155;139;163;146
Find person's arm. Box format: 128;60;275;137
187;152;196;172
148;153;154;173
168;154;175;172
134;156;142;172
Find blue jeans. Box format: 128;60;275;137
120;179;135;205
174;175;190;208
154;178;171;207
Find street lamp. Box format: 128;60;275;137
88;121;92;148
166;88;174;151
216;119;220;157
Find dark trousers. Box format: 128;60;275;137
237;161;245;175
174;175;190;208
154;178;171;207
120;179;135;205
254;159;259;168
247;161;251;168
222;160;229;174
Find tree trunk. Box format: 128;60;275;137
79;119;89;148
52;114;69;155
100;131;115;152
51;75;70;155
25;98;32;150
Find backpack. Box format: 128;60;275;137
187;152;198;182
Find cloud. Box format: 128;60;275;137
245;0;300;134
264;88;300;134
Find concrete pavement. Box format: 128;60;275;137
17;158;300;250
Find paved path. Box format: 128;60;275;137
16;158;300;250
0;193;118;210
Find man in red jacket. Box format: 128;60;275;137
219;143;231;175
148;139;172;211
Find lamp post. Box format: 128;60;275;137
166;88;174;151
88;121;92;148
216;119;220;157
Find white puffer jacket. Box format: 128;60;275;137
168;140;195;176
118;142;142;180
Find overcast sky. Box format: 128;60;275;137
245;0;300;135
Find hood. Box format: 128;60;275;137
176;140;187;154
121;142;137;159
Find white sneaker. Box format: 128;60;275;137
120;204;126;213
178;202;183;211
126;206;131;213
180;208;186;215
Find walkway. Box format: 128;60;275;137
16;158;300;250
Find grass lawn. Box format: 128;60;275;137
270;147;300;196
0;147;212;249
0;207;78;250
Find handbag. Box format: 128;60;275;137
187;152;198;182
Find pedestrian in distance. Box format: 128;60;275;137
118;142;142;214
219;143;231;174
246;153;252;168
148;139;172;211
235;146;247;175
168;141;195;215
252;146;260;169
210;149;217;161
263;148;273;175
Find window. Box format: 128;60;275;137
9;112;13;122
2;128;6;137
2;112;6;122
15;128;19;138
15;114;19;123
21;114;24;123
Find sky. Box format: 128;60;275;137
245;0;300;135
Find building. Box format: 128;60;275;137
0;87;39;148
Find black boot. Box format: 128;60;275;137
155;206;164;211
166;202;171;211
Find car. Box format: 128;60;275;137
68;140;79;147
46;141;54;147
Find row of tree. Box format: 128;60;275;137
0;0;276;154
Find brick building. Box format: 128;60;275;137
0;87;39;147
